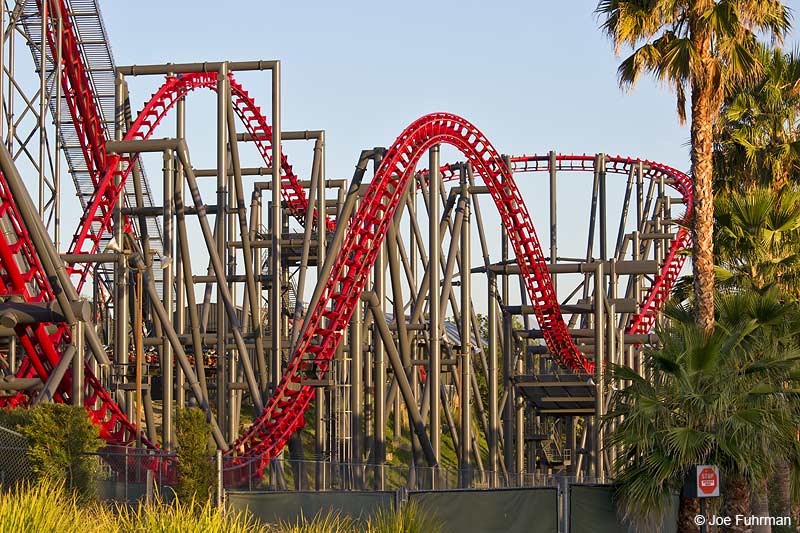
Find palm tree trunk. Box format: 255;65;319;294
768;459;791;519
751;479;771;533
722;474;752;533
690;20;715;335
678;496;701;533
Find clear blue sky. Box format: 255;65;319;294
97;0;800;305
103;0;700;175
101;0;799;192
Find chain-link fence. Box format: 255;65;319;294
0;432;653;532
88;449;603;498
0;437;177;503
90;448;177;503
0;445;33;487
0;436;606;512
0;424;33;487
220;454;603;492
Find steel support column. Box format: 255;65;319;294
459;165;472;487
113;71;129;407
487;271;499;487
72;319;84;407
271;61;282;392
215;65;228;439
373;240;386;489
174;96;186;408
428;145;441;472
162;149;175;450
593;261;605;480
350;291;364;487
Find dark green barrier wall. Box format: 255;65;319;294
230;485;678;531
95;480;148;503
227;490;395;525
409;488;558;533
569;485;677;533
95;480;175;503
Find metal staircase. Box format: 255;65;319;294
19;0;164;294
285;278;298;315
541;439;571;467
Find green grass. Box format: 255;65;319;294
385;405;490;486
114;496;266;533
274;510;357;533
0;480;103;533
0;480;442;533
367;500;443;533
0;480;266;533
274;501;442;533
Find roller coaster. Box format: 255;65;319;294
0;0;691;490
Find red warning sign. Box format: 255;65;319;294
697;466;719;497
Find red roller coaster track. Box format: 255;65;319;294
508;155;693;336
66;71;321;295
0;69;323;441
0;2;693;476
222;113;693;479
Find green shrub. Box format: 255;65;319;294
3;404;102;498
175;407;215;502
0;406;33;432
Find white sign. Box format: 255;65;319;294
696;465;720;498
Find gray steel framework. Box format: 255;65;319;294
0;3;687;492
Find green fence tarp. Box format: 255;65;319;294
569;485;677;533
409;488;558;533
96;480;147;503
95;480;175;504
227;490;394;525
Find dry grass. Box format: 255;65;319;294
0;481;441;533
272;500;441;533
0;481;265;533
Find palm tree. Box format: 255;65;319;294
607;290;800;532
714;45;800;191
712;47;800;527
671;187;800;303
596;0;792;335
714;187;800;296
670;187;800;530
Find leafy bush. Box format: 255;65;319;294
175;407;215;502
0;407;33;432
1;404;102;498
